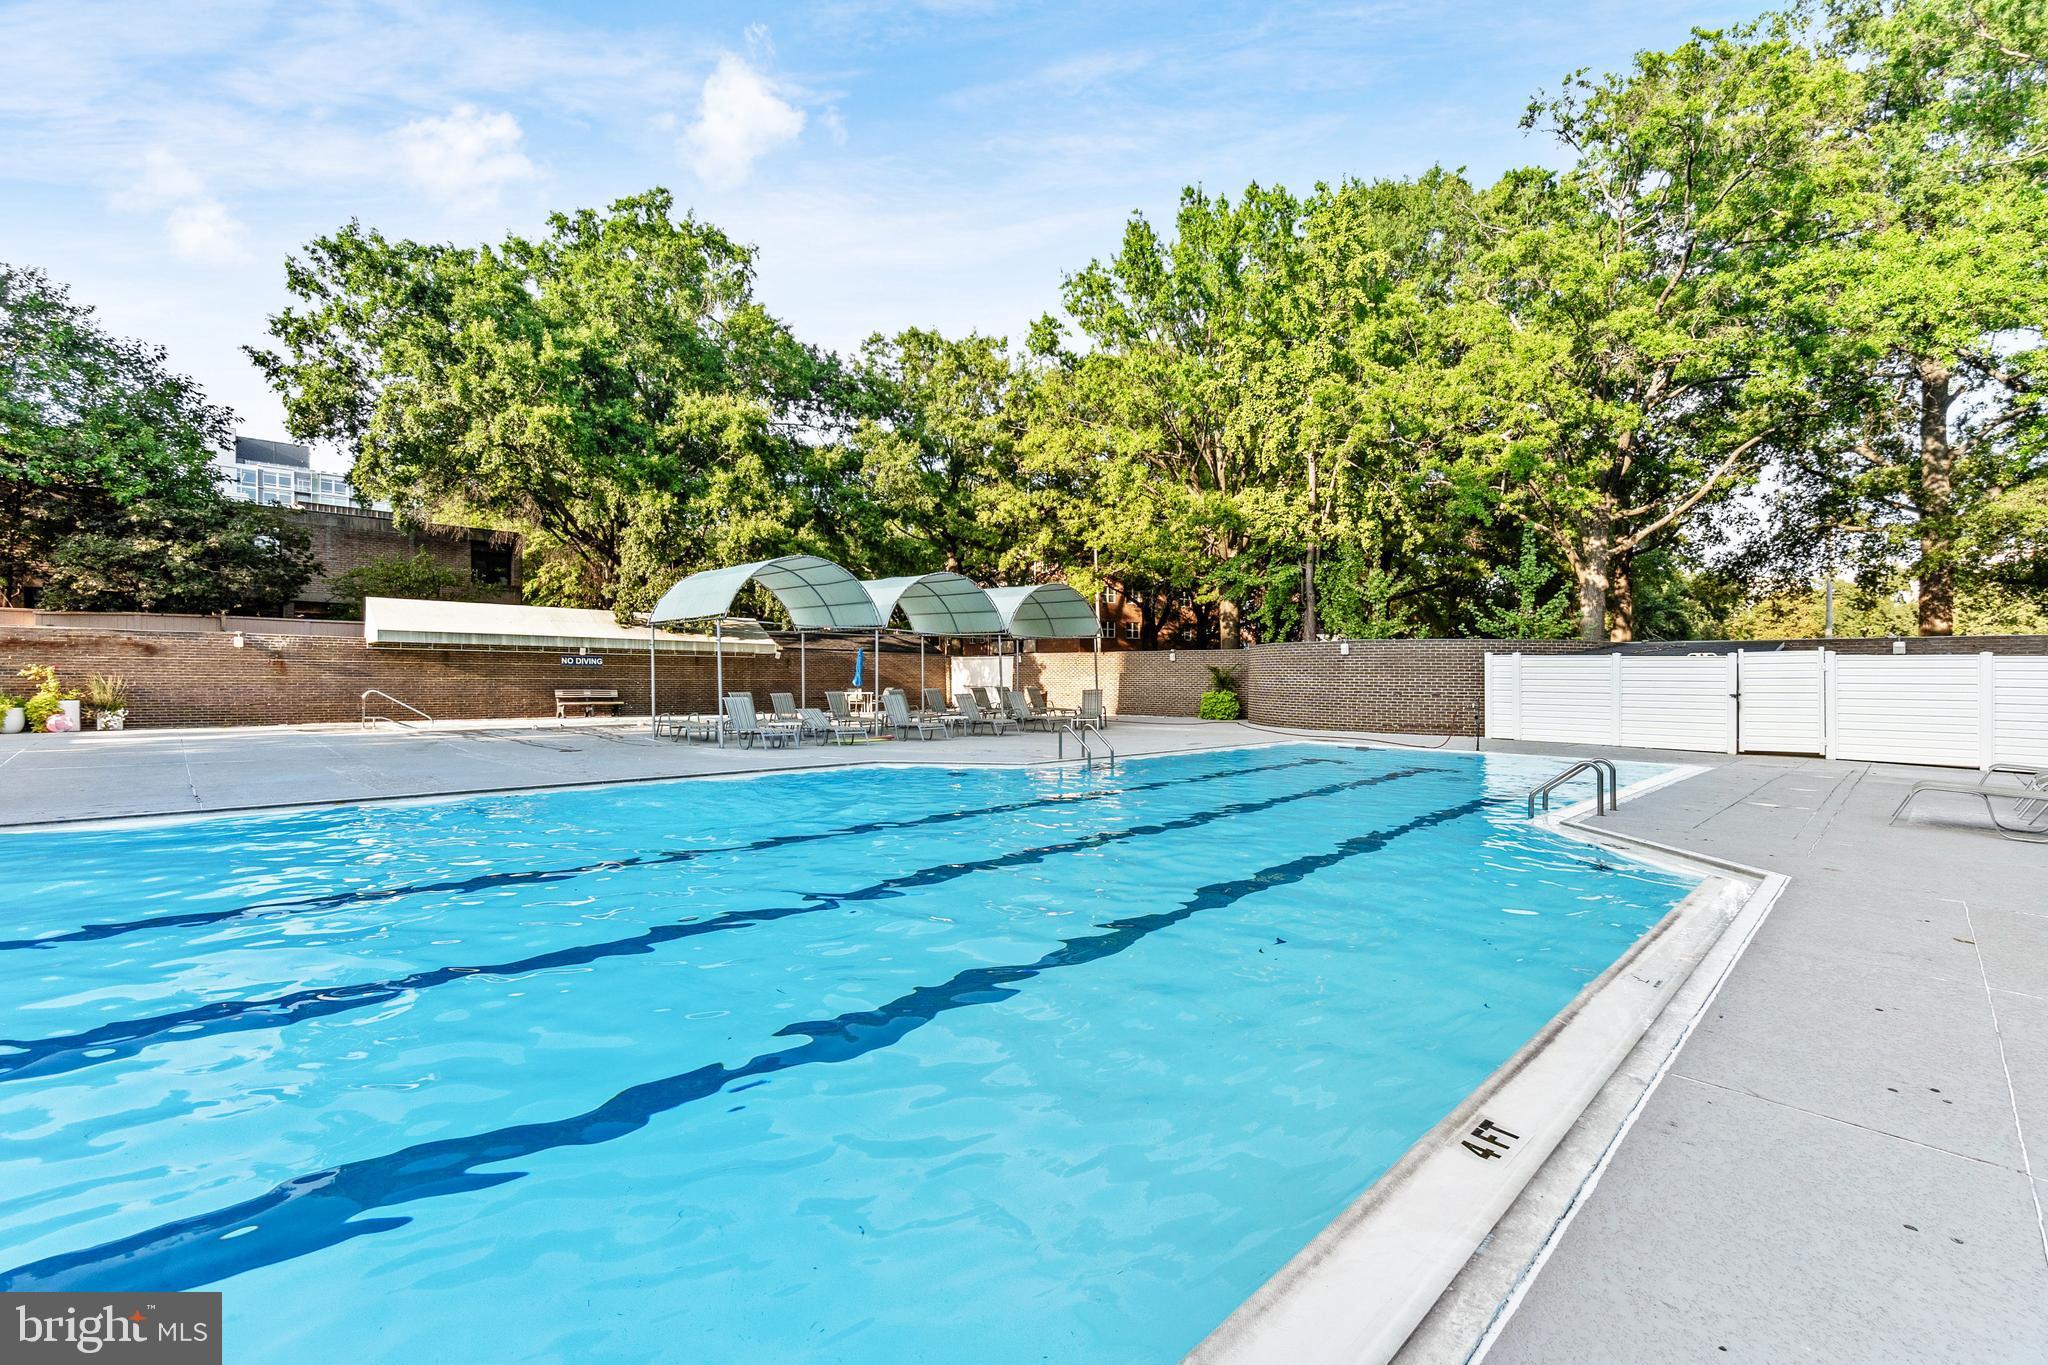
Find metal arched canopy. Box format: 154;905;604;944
985;582;1100;639
650;554;882;630
862;572;1006;637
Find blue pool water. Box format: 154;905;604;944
0;744;1694;1362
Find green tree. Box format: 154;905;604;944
249;190;841;613
1434;22;1857;641
1472;534;1579;639
1;263;314;612
1767;0;2048;634
325;550;479;619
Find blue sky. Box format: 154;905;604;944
2;0;1756;460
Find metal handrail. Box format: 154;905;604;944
1057;719;1115;771
361;689;433;730
1527;758;1619;819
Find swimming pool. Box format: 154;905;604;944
0;743;1696;1361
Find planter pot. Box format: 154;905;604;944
96;709;128;732
59;700;82;728
2;707;22;735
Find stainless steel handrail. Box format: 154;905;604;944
1057;719;1115;771
1527;758;1619;819
361;689;433;730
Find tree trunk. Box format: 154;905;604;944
1608;554;1636;643
1301;452;1319;643
1575;512;1612;643
1218;596;1243;650
1914;356;1955;636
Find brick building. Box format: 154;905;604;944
225;437;521;615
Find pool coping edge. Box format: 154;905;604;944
1187;786;1772;1365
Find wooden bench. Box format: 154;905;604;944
555;687;623;718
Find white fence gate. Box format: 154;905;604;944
1485;649;2046;770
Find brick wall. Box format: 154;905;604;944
11;622;2045;733
1;628;930;728
283;506;521;607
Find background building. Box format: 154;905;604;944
224;437;521;615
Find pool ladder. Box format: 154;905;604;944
1527;759;1620;819
361;689;433;730
1057;720;1115;772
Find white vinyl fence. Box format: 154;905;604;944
1485;649;2047;770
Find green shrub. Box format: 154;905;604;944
16;665;76;732
0;694;23;712
1198;689;1242;721
24;693;63;730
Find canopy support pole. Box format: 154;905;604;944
714;619;725;749
648;617;658;736
799;630;807;708
919;636;926;694
874;626;882;702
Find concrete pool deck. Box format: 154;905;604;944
1;718;2042;1360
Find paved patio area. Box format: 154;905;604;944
1473;740;2048;1364
0;718;2041;1361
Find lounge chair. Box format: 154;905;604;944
974;686;1008;716
1005;687;1053;732
1077;688;1109;731
725;693;799;750
1027;685;1074;721
955;691;1013;735
827;690;880;737
918;687;965;732
883;689;948;740
1890;765;2048;842
769;692;803;721
802;706;861;745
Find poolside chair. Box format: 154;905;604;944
802;706;861;745
975;685;1008;716
1077;689;1109;731
1890;765;2048;843
884;689;948;740
826;690;879;737
725;694;799;750
955;691;1013;736
918;687;966;733
769;692;803;722
1005;687;1053;732
1027;685;1074;721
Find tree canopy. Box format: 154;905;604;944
1;264;314;614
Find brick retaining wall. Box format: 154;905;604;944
1;628;930;729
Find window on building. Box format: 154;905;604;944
471;541;515;587
258;468;295;506
1123;621;1141;641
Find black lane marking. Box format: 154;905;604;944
0;767;1451;1083
0;796;1486;1293
0;757;1343;953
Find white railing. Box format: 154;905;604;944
361;690;433;730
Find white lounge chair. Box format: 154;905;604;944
884;689;948;740
1891;765;2048;842
956;691;1012;735
1005;687;1053;732
1077;689;1109;731
802;706;861;745
726;694;800;750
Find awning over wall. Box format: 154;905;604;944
362;597;774;654
649;555;882;630
985;583;1100;639
862;572;1006;636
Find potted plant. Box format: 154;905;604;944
16;665;80;733
86;674;132;731
0;694;23;735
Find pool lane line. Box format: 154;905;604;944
0;767;1453;1084
0;755;1351;954
0;795;1488;1295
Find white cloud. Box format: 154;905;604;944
164;199;249;264
108;148;248;263
396;104;539;201
680;54;806;188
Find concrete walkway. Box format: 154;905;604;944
2;719;2042;1361
1473;743;2048;1364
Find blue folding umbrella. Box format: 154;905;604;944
851;647;865;689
